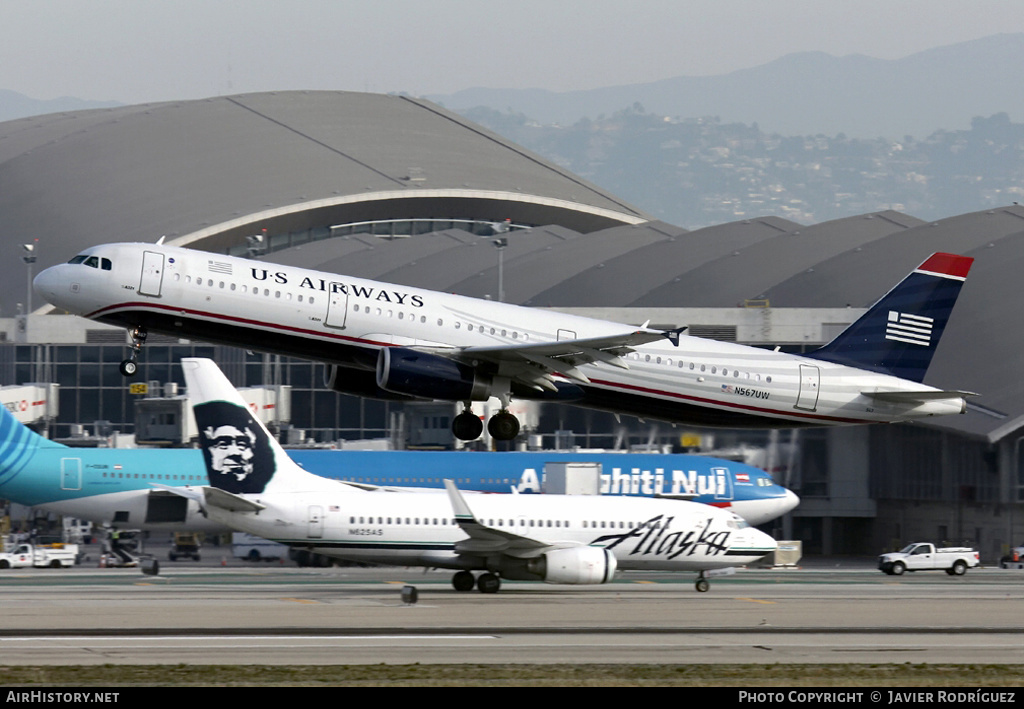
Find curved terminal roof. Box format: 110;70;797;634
2;91;1021;441
0;90;648;314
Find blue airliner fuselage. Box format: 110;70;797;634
0;406;797;531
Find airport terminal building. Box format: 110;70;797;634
1;91;1023;559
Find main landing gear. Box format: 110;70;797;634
119;326;147;377
451;396;521;442
452;570;501;594
452;406;483;441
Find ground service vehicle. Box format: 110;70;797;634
169;532;201;561
233;533;286;562
0;543;78;569
999;544;1024;569
878;542;979;576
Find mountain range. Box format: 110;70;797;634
427;33;1024;138
0;90;120;123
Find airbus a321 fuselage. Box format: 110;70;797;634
34;243;974;440
174;357;778;593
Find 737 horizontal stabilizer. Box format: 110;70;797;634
147;482;266;513
202;486;267;513
806;253;973;383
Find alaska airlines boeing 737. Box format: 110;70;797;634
172;357;777;592
34;243;974;440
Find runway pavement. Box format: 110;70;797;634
0;560;1021;665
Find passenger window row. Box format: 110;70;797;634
629;351;773;383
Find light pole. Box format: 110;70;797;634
490;220;511;303
22;242;37;314
491;237;507;303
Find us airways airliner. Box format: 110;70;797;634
171;358;778;592
34;242;974;440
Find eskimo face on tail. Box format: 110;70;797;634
194;401;275;494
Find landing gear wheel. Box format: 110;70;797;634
452;570;476;592
487;411;521;441
452;410;483;441
477;572;501;594
120;326;148;378
695;576;710;593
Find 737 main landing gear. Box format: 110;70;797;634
452;570;501;593
119;326;147;377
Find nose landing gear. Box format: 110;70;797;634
119;326;147;377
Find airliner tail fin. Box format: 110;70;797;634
807;253;973;383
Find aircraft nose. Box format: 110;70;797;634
781;489;800;515
751;527;778;557
33;265;75;309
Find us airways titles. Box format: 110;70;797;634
249;268;425;307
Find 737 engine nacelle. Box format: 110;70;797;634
376;347;493;401
525;546;618;585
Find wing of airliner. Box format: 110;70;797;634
433;327;685;391
444;479;571;558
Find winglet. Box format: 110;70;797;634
444;479;476;526
662;326;687;347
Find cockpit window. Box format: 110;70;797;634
727;514;750;530
67;254;111;269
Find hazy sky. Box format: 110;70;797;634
5;0;1024;103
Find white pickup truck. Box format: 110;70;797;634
0;543;79;569
878;542;979;576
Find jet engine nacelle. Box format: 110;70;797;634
526;546;617;585
376;347;492;401
324;364;417;401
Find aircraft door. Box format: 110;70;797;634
795;364;820;411
60;458;82;491
307;505;324;539
139;251;165;297
324;283;348;329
